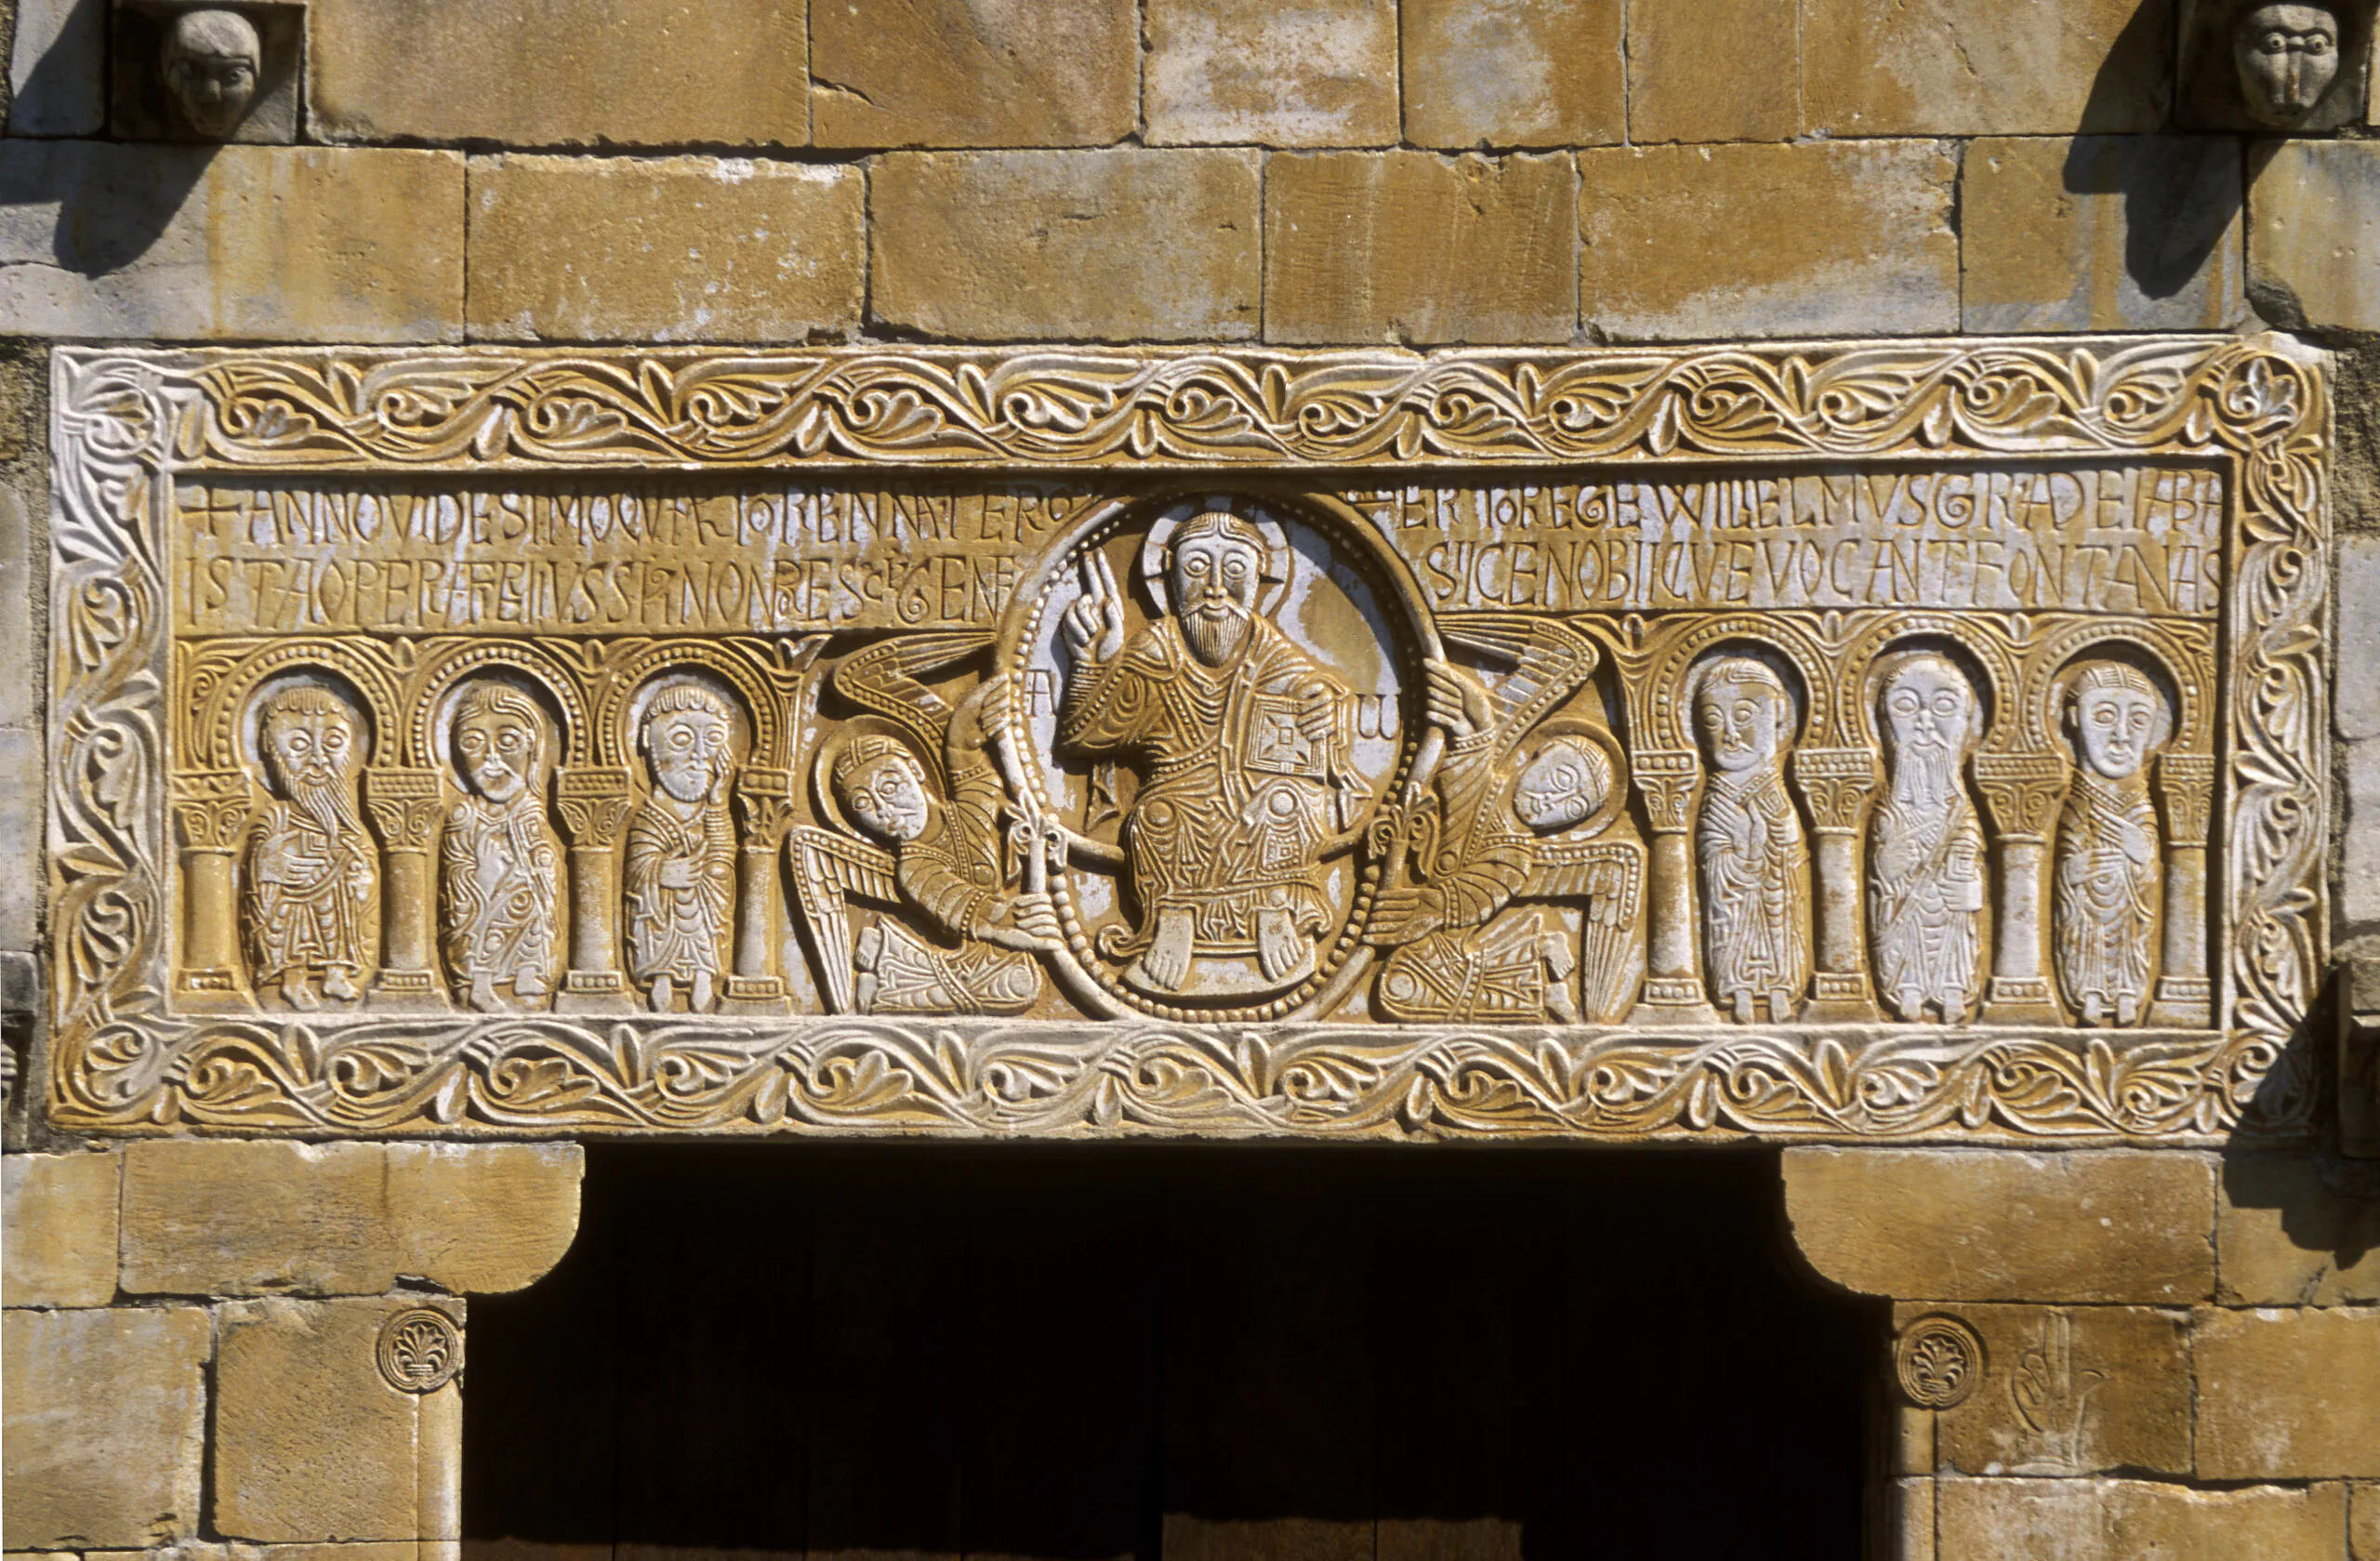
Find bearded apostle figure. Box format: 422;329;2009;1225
625;682;738;1012
1057;511;1355;994
1868;654;1989;1023
2055;662;2168;1026
245;685;375;1010
440;681;562;1012
1693;656;1810;1024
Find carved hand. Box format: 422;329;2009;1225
1296;680;1339;744
1060;552;1125;664
1365;884;1445;944
983;891;1064;952
1421;658;1489;740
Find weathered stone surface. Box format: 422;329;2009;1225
2218;1156;2380;1305
1626;0;1797;142
2198;1307;2380;1478
811;0;1137;148
3;1151;119;1307
1890;1478;1936;1561
466;157;864;344
1937;1477;2345;1561
214;1297;456;1542
871;150;1261;341
2348;743;2380;930
1144;0;1399;147
1897;1303;2191;1475
7;0;105;135
1264;152;1575;345
2341;538;2380;742
1578;140;1958;339
0;143;463;342
3;1307;209;1550
0;727;41;947
120;1141;582;1297
1802;0;2175;136
2354;1482;2380;1561
1963;137;2246;333
2249;140;2380;332
309;0;809;147
1784;1149;2217;1303
1401;0;1622;149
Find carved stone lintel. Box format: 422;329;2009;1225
553;766;636;1014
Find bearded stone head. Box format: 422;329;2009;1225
259;685;363;832
2068;662;2170;781
2235;1;2343;122
835;738;932;844
1696;658;1792;775
1168;510;1268;668
640;684;734;806
451;683;546;806
163;8;261;138
1513;737;1611;832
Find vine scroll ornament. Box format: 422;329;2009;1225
46;339;2327;1142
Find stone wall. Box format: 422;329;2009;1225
3;1;2378;1558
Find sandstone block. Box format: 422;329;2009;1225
4;1151;119;1307
121;1141;582;1297
2340;539;2380;742
0;143;462;342
8;0;106;135
467;157;864;344
2250;140;2380;332
1265;152;1575;345
260;1546;423;1561
1963;137;2245;333
2217;1155;2380;1305
2347;742;2380;930
811;0;1136;148
1402;0;1622;149
1896;1303;2191;1475
2198;1307;2380;1478
1889;1478;1936;1561
2355;1482;2380;1561
1578;140;1958;340
310;0;808;147
0;729;43;947
3;1307;209;1550
1802;0;2174;136
1937;1477;2345;1561
214;1297;459;1543
1783;1148;2216;1303
871;150;1261;342
1626;0;1797;143
1144;0;1399;147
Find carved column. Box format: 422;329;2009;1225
722;766;796;1016
1792;747;1884;1023
1627;749;1722;1025
2146;752;2217;1028
364;768;451;1012
553;765;636;1014
1971;751;2069;1025
171;769;255;1010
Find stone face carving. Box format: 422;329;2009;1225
625;682;739;1012
2234;1;2343;122
43;341;2330;1142
1869;654;1988;1024
244;685;377;1011
1693;657;1811;1024
440;681;562;1012
2055;663;2171;1027
161;8;261;138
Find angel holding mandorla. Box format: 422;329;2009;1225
790;638;1063;1015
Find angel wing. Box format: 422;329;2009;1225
787;826;901;1013
1521;838;1646;1024
1434;614;1601;749
832;631;997;781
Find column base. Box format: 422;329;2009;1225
1625;976;1725;1026
1803;971;1884;1024
554;970;638;1015
1981;975;2064;1026
365;968;452;1013
2145;975;2215;1030
720;976;793;1017
173;970;256;1012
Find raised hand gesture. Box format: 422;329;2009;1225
1060;550;1126;665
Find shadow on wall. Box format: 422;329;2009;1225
7;0;213;275
463;1144;1881;1561
2063;0;2243;304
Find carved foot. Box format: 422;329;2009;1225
469;972;502;1012
692;970;716;1012
514;965;549;1001
282;973;321;1011
1730;990;1752;1025
322;967;360;1003
650;974;675;1012
1254;908;1311;983
1132;909;1195;993
1544;982;1581;1025
1766;988;1795;1024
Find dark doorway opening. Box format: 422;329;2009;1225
466;1144;1878;1561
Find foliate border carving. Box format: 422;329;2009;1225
46;339;2330;1143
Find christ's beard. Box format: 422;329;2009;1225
1181;602;1250;667
1892;741;1960;810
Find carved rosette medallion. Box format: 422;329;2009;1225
1897;1314;1985;1409
40;339;2330;1142
376;1306;463;1392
